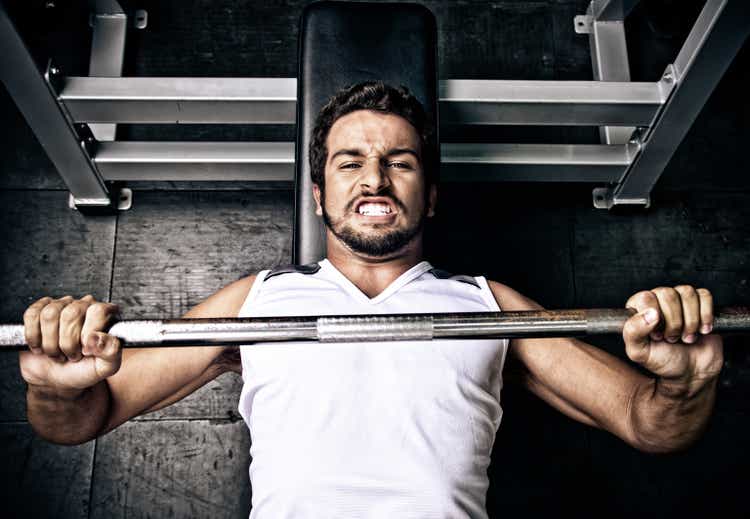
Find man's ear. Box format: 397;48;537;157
312;184;323;216
426;184;437;217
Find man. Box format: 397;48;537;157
19;82;723;517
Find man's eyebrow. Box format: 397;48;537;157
329;147;421;163
385;148;420;159
329;149;364;162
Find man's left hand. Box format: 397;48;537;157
623;285;724;397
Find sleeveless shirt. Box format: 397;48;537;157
237;259;509;518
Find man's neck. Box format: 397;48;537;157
325;233;425;299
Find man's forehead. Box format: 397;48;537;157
326;110;421;154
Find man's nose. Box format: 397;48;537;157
359;161;390;192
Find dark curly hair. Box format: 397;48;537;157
309;81;437;191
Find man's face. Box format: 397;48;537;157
313;110;436;258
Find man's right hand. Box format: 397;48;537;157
20;295;122;395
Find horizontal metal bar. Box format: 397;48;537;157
58;77;667;127
2;307;748;349
440;79;665;126
94;141;296;181
92;142;636;183
440;143;636;182
60;77;298;124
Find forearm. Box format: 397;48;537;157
628;375;719;453
26;381;111;445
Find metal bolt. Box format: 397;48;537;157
663;72;674;82
49;66;60;76
45;0;55;8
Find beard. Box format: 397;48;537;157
320;189;427;257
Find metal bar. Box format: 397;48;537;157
440;79;664;126
59;77;665;127
612;0;750;205
587;4;637;144
440;143;635;182
94;142;296;181
90;142;635;183
60;77;298;124
591;0;640;21
88;4;127;141
2;307;748;349
0;4;110;206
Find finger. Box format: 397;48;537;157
651;287;683;343
81;302;119;355
87;332;122;379
625;290;663;342
674;285;700;343
23;296;53;354
39;296;74;360
59;299;92;362
697;288;714;334
622;307;661;365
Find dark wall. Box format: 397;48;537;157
1;0;748;517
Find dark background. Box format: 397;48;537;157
1;0;749;517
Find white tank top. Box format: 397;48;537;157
237;259;509;518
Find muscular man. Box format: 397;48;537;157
20;82;723;518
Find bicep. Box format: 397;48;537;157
489;280;646;437
101;275;255;432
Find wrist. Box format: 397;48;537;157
655;372;720;401
28;383;89;402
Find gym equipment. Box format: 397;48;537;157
0;1;747;216
1;307;747;350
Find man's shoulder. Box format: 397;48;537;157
485;279;544;311
185;274;258;319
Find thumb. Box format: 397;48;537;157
623;307;660;364
84;331;122;379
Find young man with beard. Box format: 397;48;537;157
19;82;723;517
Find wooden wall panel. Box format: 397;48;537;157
90;420;251;519
111;190;292;319
573;192;750;308
426;183;578;308
0;423;95;519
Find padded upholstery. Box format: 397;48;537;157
293;0;438;264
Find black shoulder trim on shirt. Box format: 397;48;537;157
264;262;321;282
428;268;480;289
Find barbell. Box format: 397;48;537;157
1;307;749;350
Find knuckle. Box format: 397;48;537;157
40;304;61;322
87;302;108;320
32;296;52;307
628;290;655;307
659;288;680;305
674;285;696;296
23;306;39;322
696;287;713;299
60;303;83;321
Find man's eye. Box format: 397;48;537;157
340;163;360;169
389;162;411;169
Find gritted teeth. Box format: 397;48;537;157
358;203;392;215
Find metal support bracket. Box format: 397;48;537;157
88;1;128;141
579;0;635;145
597;0;750;210
69;186;132;212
